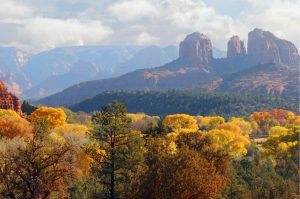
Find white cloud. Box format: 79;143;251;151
108;0;159;22
236;0;300;48
0;0;32;22
136;32;159;45
156;0;234;49
0;0;299;52
14;18;112;52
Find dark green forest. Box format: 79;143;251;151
69;90;299;116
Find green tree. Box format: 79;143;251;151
91;101;145;199
21;101;37;115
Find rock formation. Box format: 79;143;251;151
227;36;246;59
0;80;22;115
247;28;299;66
179;32;213;66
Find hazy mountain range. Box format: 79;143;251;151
0;44;225;98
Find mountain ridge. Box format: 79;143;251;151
35;28;299;107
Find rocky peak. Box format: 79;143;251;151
227;35;246;59
0;80;22;115
179;32;213;66
247;28;299;66
0;80;7;93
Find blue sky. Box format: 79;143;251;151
0;0;299;52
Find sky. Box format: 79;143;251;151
0;0;299;53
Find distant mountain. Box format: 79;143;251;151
68;90;299;116
36;28;299;107
0;47;32;94
21;45;181;97
23;61;103;98
0;45;192;97
116;45;178;75
0;47;30;72
22;45;143;86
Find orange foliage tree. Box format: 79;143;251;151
269;109;295;126
138;137;228;199
0;116;33;139
250;111;273;134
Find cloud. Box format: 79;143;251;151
20;18;112;52
0;0;32;22
136;32;159;45
108;0;159;22
236;0;300;48
155;0;234;49
0;0;299;52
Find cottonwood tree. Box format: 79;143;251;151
137;134;229;199
0;116;33;139
30;107;67;129
163;114;198;133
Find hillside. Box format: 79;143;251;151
69;90;299;117
196;63;299;96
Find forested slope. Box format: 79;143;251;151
69;90;299;116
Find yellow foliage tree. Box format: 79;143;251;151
263;127;299;160
207;129;235;147
229;118;253;135
268;126;289;138
197;116;225;130
163;114;198;133
0;109;19;117
30;107;67;128
53;124;94;176
127;113;159;131
218;122;242;135
287;115;300;126
53;124;89;146
207;128;250;158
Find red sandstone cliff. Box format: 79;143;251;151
227;36;246;59
0;80;22;115
247;28;299;66
179;32;213;66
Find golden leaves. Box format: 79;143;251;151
30;107;67;128
163;114;198;133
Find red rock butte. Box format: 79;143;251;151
227;35;246;59
0;80;22;115
179;32;213;66
247;28;299;66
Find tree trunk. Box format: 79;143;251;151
110;149;115;199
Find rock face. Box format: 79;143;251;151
247;28;299;66
227;36;246;59
0;80;22;115
179;32;213;66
